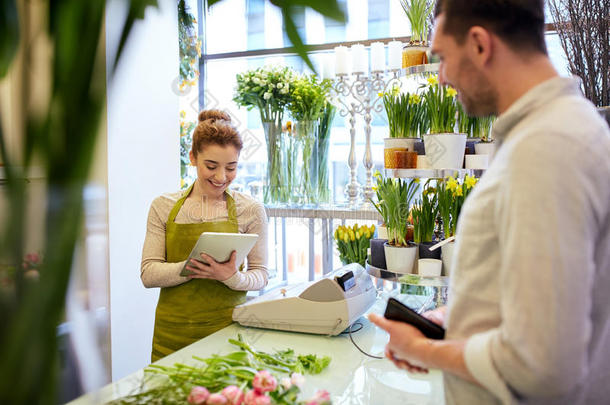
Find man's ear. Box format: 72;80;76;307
467;26;493;67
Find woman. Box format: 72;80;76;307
141;109;268;361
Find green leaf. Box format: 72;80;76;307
274;0;346;22
280;6;315;72
112;0;159;73
0;0;19;78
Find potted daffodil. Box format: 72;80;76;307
370;173;420;274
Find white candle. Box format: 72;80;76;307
334;46;350;75
370;42;386;72
322;53;334;79
351;44;368;74
388;40;403;70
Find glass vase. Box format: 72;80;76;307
315;104;336;204
262;119;284;204
293;120;318;205
283;124;303;204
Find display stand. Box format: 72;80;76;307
366;261;448;308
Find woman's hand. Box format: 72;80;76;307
185;251;237;282
369;313;433;374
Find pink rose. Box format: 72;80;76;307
187;386;210;405
252;370;277;393
206;393;228;404
244;389;271;405
290;372;305;388
314;390;330;401
25;253;40;264
221;385;244;405
305;390;331;405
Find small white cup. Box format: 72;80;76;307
418;258;442;277
416;155;431;169
465;154;489;169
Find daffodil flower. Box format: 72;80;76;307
464;175;477;189
446;177;459;191
427;75;439;86
447;87;458;98
455;186;464;197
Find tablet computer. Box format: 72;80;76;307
179;232;259;277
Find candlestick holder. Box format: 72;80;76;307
331;68;403;207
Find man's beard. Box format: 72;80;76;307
457;56;498;117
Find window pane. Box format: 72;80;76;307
205;0;412;54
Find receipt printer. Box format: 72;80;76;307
232;263;376;335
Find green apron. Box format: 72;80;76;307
151;184;246;362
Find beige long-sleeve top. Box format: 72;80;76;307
141;188;268;291
444;77;610;404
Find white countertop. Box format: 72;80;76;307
68;296;445;405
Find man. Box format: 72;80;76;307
369;1;610;404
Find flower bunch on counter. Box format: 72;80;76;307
107;334;332;405
334;224;375;267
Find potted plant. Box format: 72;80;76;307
400;0;433;67
382;89;427;168
234;65;296;203
411;182;440;260
436;174;478;275
421;75;466;168
457;103;496;168
370;173;420;274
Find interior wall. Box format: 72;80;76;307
105;0;180;380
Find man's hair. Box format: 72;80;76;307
434;0;547;55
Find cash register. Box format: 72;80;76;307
232;263;376;335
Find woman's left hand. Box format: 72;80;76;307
185;251;237;282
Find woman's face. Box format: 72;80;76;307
189;144;239;199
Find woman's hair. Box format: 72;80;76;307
191;109;243;157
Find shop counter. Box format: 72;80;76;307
68;297;445;405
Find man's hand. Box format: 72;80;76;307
422;306;447;326
185;251;237;282
368;313;433;374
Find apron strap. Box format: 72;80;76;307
167;183;193;223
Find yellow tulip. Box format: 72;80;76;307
370;224;376;233
365;231;371;239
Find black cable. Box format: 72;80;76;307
347;321;384;359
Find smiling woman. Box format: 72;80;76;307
140;109;269;361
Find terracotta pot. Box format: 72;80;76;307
402;45;428;68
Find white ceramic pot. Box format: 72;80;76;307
423;133;467;169
474;142;496;162
377;225;388;240
384;242;417;274
441;241;456;276
418;259;442;277
465;154;489;169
